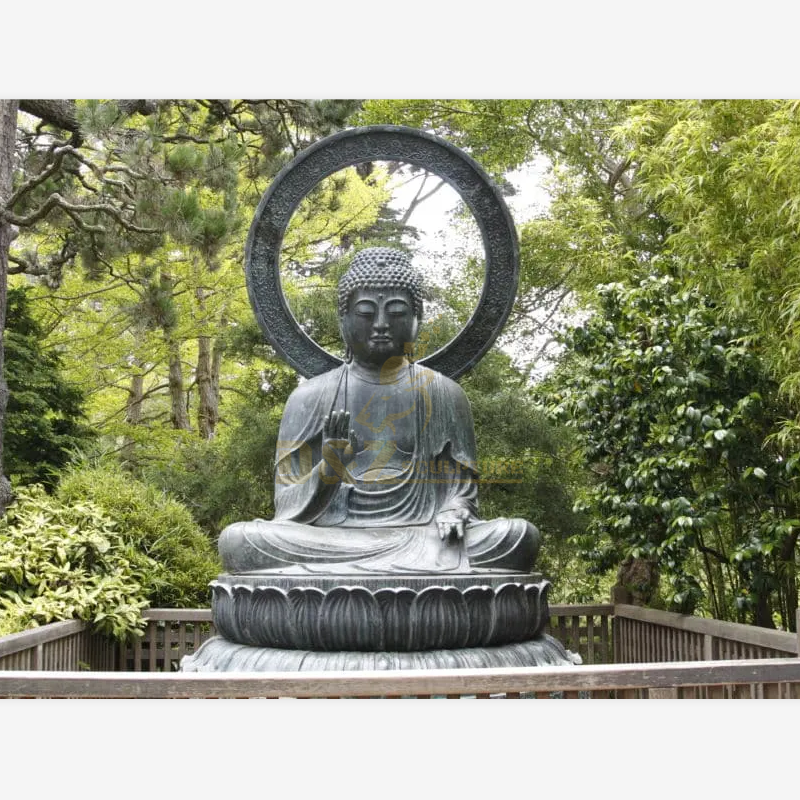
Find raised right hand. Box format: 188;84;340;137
322;409;358;478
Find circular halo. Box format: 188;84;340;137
245;125;519;380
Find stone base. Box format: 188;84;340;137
181;634;581;672
211;572;550;651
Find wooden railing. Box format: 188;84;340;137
0;610;214;674
1;603;798;698
1;658;799;698
119;609;215;673
614;605;799;664
0;605;608;673
0;619;117;672
546;604;613;664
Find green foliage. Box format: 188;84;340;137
358;99;663;371
142;363;297;534
545;274;799;623
4;286;95;488
0;485;153;637
56;463;219;607
13;101;390;472
459;350;591;602
14;98;800;625
165;144;205;179
619;101;800;411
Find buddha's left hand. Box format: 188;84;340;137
436;508;471;541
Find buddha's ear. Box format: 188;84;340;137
339;314;356;360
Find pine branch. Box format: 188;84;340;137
103;164;148;180
6;144;79;207
19;100;81;133
64;149;140;199
19;99;159;134
41;282;128;302
8;238;79;279
8;253;50;276
275;106;299;155
2;192;158;233
117;100;158;117
63;165;103;198
283;199;384;259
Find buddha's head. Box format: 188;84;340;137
338;247;424;367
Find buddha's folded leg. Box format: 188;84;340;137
218;518;408;573
464;517;540;572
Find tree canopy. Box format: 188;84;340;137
1;98;799;632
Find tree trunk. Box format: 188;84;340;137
120;371;145;467
779;530;798;632
614;556;660;607
196;335;218;439
748;553;776;629
0;100;19;514
167;339;191;430
212;333;225;407
753;588;774;629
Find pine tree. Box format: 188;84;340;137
4;285;94;488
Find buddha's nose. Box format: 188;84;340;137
373;309;389;331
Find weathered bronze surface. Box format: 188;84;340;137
219;246;539;576
210;575;551;651
183;633;576;672
183;126;576;672
244;125;519;380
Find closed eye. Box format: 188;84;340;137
386;300;410;315
354;301;377;316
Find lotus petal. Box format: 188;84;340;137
249;587;293;648
463;586;497;647
319;587;381;651
375;588;416;650
491;583;529;644
410;586;469;650
288;587;326;649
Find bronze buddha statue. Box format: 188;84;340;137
218;247;540;576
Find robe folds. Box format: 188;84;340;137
218;364;539;574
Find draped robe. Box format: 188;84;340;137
218;363;539;574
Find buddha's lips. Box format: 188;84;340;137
370;336;392;343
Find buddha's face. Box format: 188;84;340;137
341;286;419;367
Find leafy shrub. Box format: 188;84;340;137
545;275;794;624
56;463;220;607
0;485;153;637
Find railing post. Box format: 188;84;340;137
609;591;619;664
703;633;715;661
796;608;799;656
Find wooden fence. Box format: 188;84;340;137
1;603;798;698
0;619;116;672
119;609;215;672
0;610;215;674
0;605;609;673
1;658;799;698
614;604;799;663
547;604;613;664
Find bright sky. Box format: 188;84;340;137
387;157;565;380
388;157;552;280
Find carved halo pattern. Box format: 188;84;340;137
244;125;520;380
